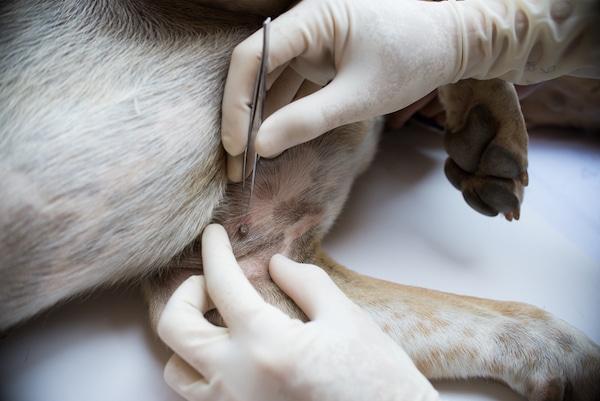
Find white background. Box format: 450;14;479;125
1;125;599;401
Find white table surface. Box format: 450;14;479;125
1;125;599;401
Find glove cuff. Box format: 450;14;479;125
451;0;600;84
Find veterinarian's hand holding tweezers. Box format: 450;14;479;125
221;0;600;181
158;224;441;401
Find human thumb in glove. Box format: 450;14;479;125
221;0;599;181
157;224;440;401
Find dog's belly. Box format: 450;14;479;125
143;119;381;325
0;0;379;330
0;1;268;329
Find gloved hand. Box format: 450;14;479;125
157;224;440;401
221;0;463;181
222;0;599;181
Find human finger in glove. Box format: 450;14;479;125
222;0;600;181
157;224;440;401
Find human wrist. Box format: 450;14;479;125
413;0;470;88
393;0;467;90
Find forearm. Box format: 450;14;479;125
451;0;600;84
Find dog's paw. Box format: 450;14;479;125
439;79;529;221
498;315;600;401
443;103;529;221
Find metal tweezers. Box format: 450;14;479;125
241;17;271;216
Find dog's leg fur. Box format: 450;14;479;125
317;251;600;401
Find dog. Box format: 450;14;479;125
1;1;599;400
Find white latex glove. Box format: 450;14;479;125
221;0;463;181
221;0;600;181
157;224;440;401
458;0;600;84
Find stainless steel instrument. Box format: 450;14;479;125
241;17;271;216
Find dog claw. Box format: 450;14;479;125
520;171;529;187
504;207;520;222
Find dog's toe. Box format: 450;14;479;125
476;177;522;215
444;104;498;174
480;143;525;180
444;158;524;220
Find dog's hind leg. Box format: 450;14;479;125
315;249;600;401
